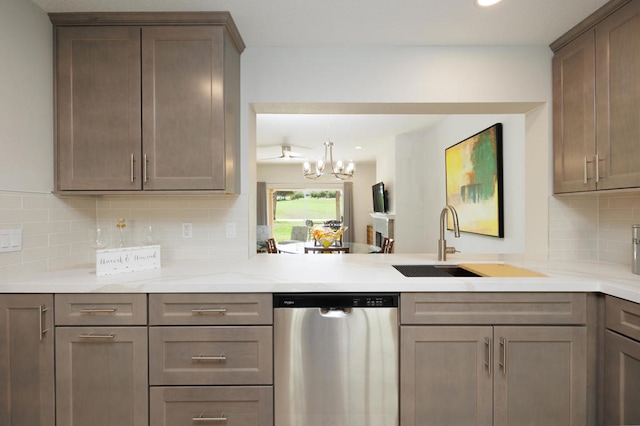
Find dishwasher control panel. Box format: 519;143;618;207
273;293;398;308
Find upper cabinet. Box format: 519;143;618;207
50;13;244;194
552;0;640;194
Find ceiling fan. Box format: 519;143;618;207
259;145;306;161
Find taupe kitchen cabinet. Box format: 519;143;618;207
51;13;244;194
400;293;588;426
552;0;640;193
0;294;54;426
604;296;640;425
54;294;148;426
148;293;274;426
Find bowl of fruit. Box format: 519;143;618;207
312;226;347;248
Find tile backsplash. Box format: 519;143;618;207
549;192;640;265
0;191;249;278
3;189;639;278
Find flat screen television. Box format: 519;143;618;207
372;182;387;213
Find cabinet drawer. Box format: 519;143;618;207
149;326;273;385
401;292;587;325
606;296;640;341
150;386;273;426
149;293;272;325
55;294;147;326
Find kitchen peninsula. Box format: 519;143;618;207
2;254;638;299
2;254;640;426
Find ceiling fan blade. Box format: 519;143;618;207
258;145;308;161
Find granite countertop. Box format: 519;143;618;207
3;253;640;304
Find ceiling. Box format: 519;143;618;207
31;0;609;164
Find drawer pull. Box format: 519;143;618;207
193;413;227;422
192;354;227;362
78;333;115;339
79;308;117;315
191;308;227;315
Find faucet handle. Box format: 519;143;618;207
445;246;459;255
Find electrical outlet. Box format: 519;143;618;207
182;223;193;239
226;222;236;238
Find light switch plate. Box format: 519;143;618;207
0;229;21;252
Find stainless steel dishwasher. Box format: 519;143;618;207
274;293;399;426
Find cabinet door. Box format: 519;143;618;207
552;30;596;193
55;26;142;191
493;326;587;426
400;326;493;426
595;0;640;190
141;26;226;190
604;330;640;425
56;326;148;426
0;295;54;426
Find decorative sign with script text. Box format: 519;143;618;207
96;245;161;276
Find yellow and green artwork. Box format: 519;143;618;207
445;123;504;237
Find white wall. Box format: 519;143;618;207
0;5;556;275
395;115;526;254
243;46;553;257
257;162;376;243
0;0;52;193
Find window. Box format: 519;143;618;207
269;189;343;242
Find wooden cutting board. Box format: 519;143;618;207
459;263;546;277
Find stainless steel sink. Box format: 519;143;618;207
392;264;481;277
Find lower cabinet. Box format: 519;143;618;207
54;294;148;426
400;292;589;426
604;296;640;425
401;325;587;426
604;330;640;425
148;293;274;426
0;294;55;426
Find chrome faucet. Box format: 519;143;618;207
438;205;460;261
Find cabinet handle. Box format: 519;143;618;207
192;413;227;422
484;337;492;375
130;154;135;183
499;337;507;375
192;308;227;315
78;333;115;339
143;154;149;184
595;154;600;183
192;354;227;362
583;157;589;184
39;305;49;341
79;308;117;314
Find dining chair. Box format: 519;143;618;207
381;237;394;253
304;246;350;254
265;238;279;253
290;226;309;242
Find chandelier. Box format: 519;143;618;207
302;141;356;180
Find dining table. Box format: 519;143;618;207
277;241;382;254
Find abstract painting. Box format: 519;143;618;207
445;123;504;238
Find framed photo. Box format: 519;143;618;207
445;123;504;238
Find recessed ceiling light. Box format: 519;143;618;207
476;0;503;6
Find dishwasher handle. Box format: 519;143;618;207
320;307;353;317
